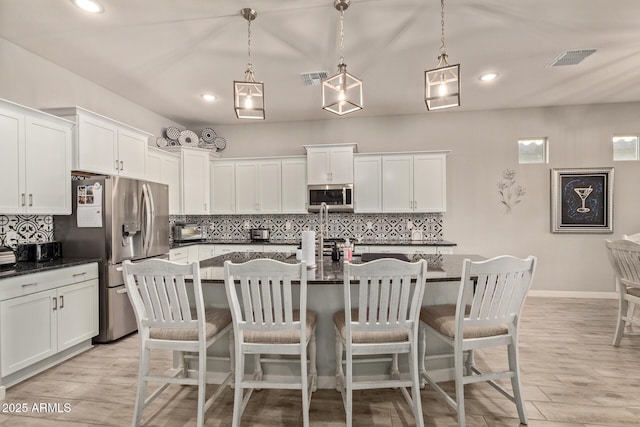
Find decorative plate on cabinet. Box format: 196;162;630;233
165;126;181;141
178;130;199;147
156;136;168;147
213;136;227;150
201;128;216;143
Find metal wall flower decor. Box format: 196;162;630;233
497;169;526;214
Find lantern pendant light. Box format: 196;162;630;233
234;8;265;120
322;0;363;116
425;0;460;111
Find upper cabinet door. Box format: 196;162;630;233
211;162;236;214
382;155;414;213
306;149;330;185
281;158;307;214
413;154;446;212
305;144;355;185
24;116;72;214
235;162;258;214
354;155;382;213
327;146;354;184
257;160;281;213
117;128;147;180
77;114;118;175
0;106;24;214
181;149;210;215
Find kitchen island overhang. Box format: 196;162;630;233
195;252;484;389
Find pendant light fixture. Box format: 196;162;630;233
425;0;460;111
234;8;265;120
322;0;363;116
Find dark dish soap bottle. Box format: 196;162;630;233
331;242;341;262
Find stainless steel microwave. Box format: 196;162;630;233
308;184;354;212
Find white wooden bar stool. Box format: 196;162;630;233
334;258;428;427
419;255;536;427
224;259;317;427
122;259;233;427
605;239;640;346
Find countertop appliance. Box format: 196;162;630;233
15;241;62;262
54;176;169;343
0;246;16;268
308;184;354;212
173;224;204;242
250;228;270;241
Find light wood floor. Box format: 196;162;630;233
1;297;639;426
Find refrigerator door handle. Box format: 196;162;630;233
141;183;152;256
147;184;156;255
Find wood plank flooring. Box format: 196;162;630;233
1;297;639;426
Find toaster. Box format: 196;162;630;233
16;241;62;262
173;224;204;242
250;228;270;241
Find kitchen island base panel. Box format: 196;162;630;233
200;280;462;388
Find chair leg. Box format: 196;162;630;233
300;344;310;427
418;324;427;379
390;353;400;380
335;331;344;392
454;345;466;427
464;349;475;376
132;345;150;427
196;347;207;427
345;347;353;427
232;351;245;427
507;339;527;425
310;329;318;392
627;301;636;330
253;354;263;382
229;330;235;388
409;342;425;427
613;297;628;346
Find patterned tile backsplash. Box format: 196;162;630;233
0;215;55;248
0;212;443;249
170;213;443;243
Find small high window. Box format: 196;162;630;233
613;135;639;161
518;137;547;164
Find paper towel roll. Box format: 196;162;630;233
301;230;316;268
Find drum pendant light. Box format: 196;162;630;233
234;8;265;120
322;0;363;116
425;0;460;111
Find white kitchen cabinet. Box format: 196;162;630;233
304;144;356;185
166;147;218;215
169;246;199;263
382;152;447;213
210;161;236;214
235;160;281;214
214;244;261;255
0;99;73;215
354;155;382;213
0;263;98;388
45;107;150;180
146;147;181;215
198;244;216;261
281;157;307;214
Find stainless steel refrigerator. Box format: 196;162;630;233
55;176;169;342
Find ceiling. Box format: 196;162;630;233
1;0;640;128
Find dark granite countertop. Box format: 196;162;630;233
199;252;482;285
172;239;456;249
0;258;101;280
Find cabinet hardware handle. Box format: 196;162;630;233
52;296;57;311
72;272;87;277
116;288;128;295
115;160;119;170
60;295;64;309
29;194;33;206
21;283;37;288
21;193;26;206
120;160;124;170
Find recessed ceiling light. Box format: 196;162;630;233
479;72;499;82
72;0;104;13
201;93;216;102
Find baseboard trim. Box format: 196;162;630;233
528;290;617;299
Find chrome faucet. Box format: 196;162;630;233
318;202;329;260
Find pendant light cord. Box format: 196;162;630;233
247;17;252;72
439;0;446;55
340;9;345;65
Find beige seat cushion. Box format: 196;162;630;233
243;310;317;344
627;286;640;298
333;309;409;343
150;307;232;341
420;305;508;339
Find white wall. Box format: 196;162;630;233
0;37;181;137
214;103;640;293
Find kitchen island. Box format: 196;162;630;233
197;252;482;389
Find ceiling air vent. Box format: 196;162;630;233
546;49;596;67
300;71;329;86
